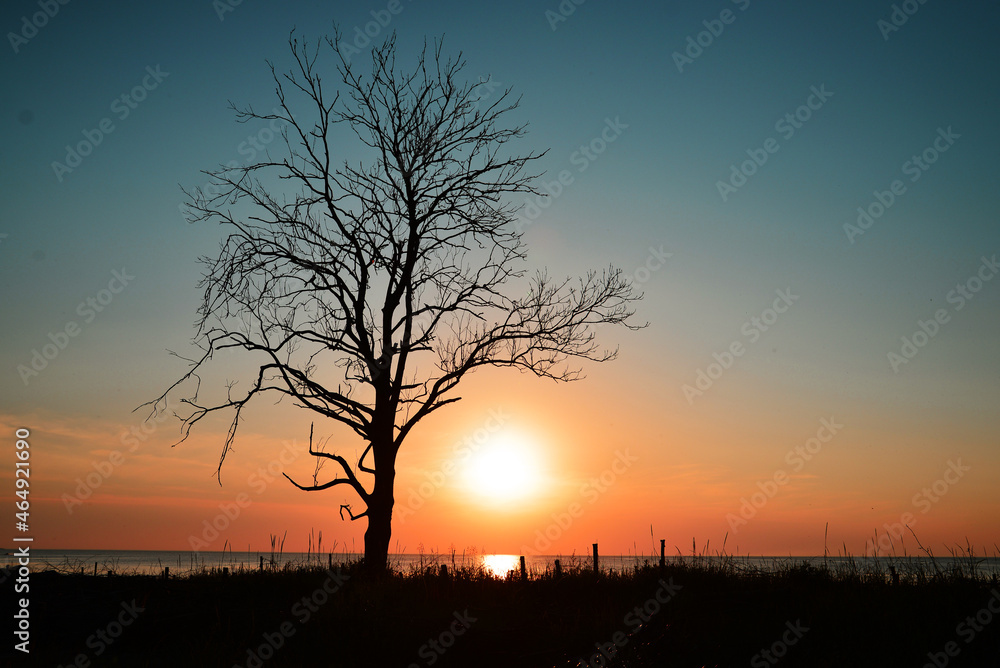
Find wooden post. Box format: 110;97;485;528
328;553;332;569
439;564;448;579
164;567;169;579
519;555;527;582
554;559;562;579
592;543;599;574
94;562;97;577
223;566;229;577
259;555;264;571
660;539;666;569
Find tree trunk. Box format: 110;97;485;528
362;431;396;575
363;484;393;575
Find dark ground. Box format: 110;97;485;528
5;560;1000;667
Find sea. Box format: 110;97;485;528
7;549;1000;580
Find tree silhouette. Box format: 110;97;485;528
150;30;642;573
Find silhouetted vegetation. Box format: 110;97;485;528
23;547;1000;667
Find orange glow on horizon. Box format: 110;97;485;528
4;360;999;559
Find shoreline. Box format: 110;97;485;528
9;547;1000;579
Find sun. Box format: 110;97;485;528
463;433;544;507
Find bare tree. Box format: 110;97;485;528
151;30;642;573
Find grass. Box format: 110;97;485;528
13;538;1000;667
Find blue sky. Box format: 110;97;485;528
2;0;999;553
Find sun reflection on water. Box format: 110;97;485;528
481;554;520;579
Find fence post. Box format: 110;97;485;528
592;543;599;574
660;539;665;569
519;555;527;582
554;559;562;579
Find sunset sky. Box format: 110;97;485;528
2;0;999;559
